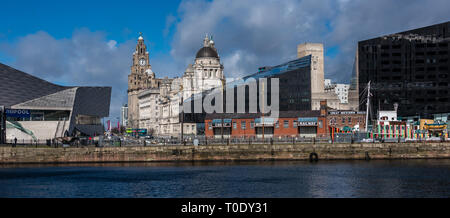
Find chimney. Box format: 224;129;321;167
320;100;327;116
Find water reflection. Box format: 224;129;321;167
0;159;449;198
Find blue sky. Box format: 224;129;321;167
1;0;449;124
0;0;180;60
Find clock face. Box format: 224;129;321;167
139;58;146;66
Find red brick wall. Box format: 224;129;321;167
274;118;298;137
231;119;256;138
205;120;214;138
317;116;328;137
206;117;329;138
327;114;366;132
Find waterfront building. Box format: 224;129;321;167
0;63;111;143
204;111;324;139
298;43;357;110
120;104;128;128
183;53;314;122
358;21;450;119
127;33;161;129
203;100;365;139
137;88;160;135
181;34;225;101
324;80;350;104
130;34;224;137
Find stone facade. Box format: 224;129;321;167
130;34;224;137
1;143;449;163
127;34;161;129
298;43;357;111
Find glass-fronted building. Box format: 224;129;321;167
358;21;450;119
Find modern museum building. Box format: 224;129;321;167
0;63;111;144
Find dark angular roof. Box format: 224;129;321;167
0;63;69;107
195;47;219;59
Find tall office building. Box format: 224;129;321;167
298;43;356;110
358;21;450;119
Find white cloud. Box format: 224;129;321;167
1;28;135;122
168;0;450;83
107;40;117;49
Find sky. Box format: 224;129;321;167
1;0;449;124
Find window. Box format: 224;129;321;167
284;120;289;128
250;121;254;129
342;117;346;124
293;120;298;128
275;121;279;128
233;121;237;129
348;117;352;123
241;121;246;130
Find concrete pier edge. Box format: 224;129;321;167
0;142;449;164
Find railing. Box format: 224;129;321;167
2;132;449;148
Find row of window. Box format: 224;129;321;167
209;120;318;130
361;42;448;53
329;117;363;125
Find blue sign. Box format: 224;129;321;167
5;109;30;118
212;119;222;124
223;119;232;123
298;117;317;122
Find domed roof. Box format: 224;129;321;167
195;47;219;59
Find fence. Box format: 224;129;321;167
2;132;449;148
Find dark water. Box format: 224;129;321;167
0;159;449;198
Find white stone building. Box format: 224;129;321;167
335;84;350;104
182;34;225;101
137;88;160;135
134;34;224;137
120;104;128;127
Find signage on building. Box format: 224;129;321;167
5;109;30;118
297;117;317;126
298;117;317;122
254;117;275;127
328;111;365;115
212;119;232;127
298;121;317;126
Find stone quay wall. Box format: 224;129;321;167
0;142;450;164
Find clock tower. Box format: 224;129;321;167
127;33;158;129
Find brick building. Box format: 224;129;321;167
204;100;365;139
